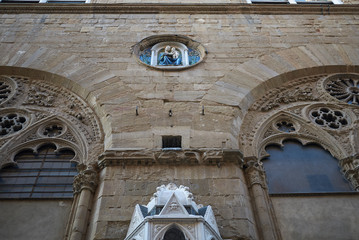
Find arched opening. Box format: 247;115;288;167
262;139;353;194
163;226;186;240
0;144;77;198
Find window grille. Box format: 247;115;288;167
162;136;182;149
263;140;353;194
0;144;77;198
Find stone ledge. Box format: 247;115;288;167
98;148;243;168
0;3;358;15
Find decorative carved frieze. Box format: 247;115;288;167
339;157;359;191
24;79;101;144
98;149;243;168
255;86;318;112
251;75;323;112
24;86;55;107
73;164;99;194
0;76;25;107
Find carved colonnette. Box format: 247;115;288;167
66;164;99;240
243;158;282;240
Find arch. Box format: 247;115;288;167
0;65;108;143
154;223;193;240
249;110;349;160
163;226;186;240
0;113;91;167
0;69;104;167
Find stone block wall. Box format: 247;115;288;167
87;163;257;240
272;195;359;239
1;11;359;150
0;200;72;240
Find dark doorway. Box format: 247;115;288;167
163;227;186;240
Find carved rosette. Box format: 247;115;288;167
73;164;99;194
244;160;267;189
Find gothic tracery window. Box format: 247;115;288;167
0;144;77;198
262;140;353;194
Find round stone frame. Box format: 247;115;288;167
0;108;30;138
303;104;353;131
132;35;207;71
37;121;67;138
322;73;359;106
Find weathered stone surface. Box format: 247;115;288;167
272;195;359;240
0;200;72;240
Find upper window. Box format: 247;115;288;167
0;144;77;198
262;140;353;194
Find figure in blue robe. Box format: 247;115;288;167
159;46;182;66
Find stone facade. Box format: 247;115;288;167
0;2;359;240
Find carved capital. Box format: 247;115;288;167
73;164;99;194
244;159;267;189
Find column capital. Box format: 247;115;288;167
244;158;267;189
73;163;99;194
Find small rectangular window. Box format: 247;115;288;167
162;136;182;149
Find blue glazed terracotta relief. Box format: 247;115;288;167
134;35;206;70
158;46;182;66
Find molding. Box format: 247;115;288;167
98;148;243;168
270;192;359;197
0;4;359;15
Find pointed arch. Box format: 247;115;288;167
154;223;194;240
250;110;349;160
0;68;104;167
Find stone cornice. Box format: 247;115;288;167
98;148;243;168
0;3;358;15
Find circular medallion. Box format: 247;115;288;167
324;74;359;105
133;35;206;70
